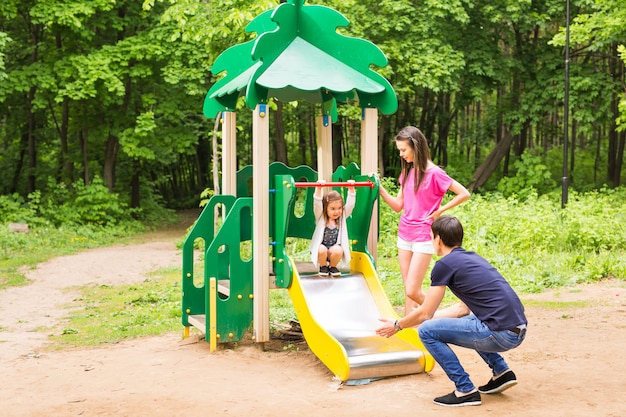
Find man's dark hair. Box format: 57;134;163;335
431;215;464;247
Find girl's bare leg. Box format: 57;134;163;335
317;246;329;266
405;252;432;306
399;248;431;314
327;245;343;267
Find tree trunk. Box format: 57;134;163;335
11;135;27;193
435;92;456;166
274;101;288;164
570;118;576;186
607;43;623;187
130;159;140;209
309;113;317;170
298;125;307;167
53;31;73;186
474;101;481;170
468;128;515;192
594;127;601;184
80;128;90;185
59;99;73;185
27;86;37;194
614;130;625;187
103;133;119;192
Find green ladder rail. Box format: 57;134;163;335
182;195;253;343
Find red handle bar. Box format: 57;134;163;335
294;181;374;188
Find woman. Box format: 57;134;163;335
379;126;470;313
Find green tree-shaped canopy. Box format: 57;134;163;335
203;0;397;120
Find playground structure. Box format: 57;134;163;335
181;0;435;381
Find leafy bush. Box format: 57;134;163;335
59;176;134;226
497;150;554;198
0;176;177;229
376;183;626;296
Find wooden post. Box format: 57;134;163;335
252;104;270;344
361;108;379;262
221;111;237;196
316;115;333;181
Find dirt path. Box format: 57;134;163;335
1;216;625;416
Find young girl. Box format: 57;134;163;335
309;180;356;277
378;126;470;313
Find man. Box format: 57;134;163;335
376;215;527;407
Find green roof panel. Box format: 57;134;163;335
203;0;397;119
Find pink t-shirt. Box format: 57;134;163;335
398;166;453;242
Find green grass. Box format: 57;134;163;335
48;267;181;348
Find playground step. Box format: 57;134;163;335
188;314;206;331
217;280;230;296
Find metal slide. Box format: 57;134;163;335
288;251;435;382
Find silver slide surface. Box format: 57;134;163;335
293;270;427;381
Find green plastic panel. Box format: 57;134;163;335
203;198;254;343
181;195;237;326
181;162;380;340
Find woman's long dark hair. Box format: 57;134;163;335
394;126;431;192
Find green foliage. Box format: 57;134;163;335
377;176;400;258
1;0;625;212
376;185;626;298
0;182;108;228
29;177;134;226
453;190;626;291
497;150;554;198
0;31;9;84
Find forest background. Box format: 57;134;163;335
1;0;625;211
0;0;625;343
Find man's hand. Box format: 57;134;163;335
375;318;397;338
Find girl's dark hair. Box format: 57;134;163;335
322;190;344;223
394;126;431;192
431;215;464;247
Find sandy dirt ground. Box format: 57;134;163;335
1;215;625;417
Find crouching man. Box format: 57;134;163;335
376;215;527;407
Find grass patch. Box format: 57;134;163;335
269;289;297;324
47;265;303;348
48;267;181;348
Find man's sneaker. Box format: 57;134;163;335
479;370;517;394
433;391;481;407
329;266;341;277
318;266;330;277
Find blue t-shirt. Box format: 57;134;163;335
430;247;527;331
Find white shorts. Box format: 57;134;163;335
397;237;435;254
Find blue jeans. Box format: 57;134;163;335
418;315;526;393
